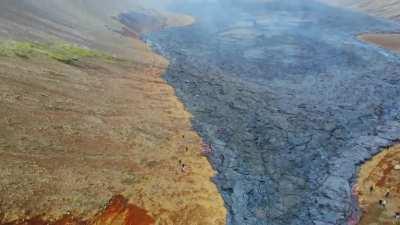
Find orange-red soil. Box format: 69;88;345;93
2;196;154;225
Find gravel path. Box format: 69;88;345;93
147;0;400;224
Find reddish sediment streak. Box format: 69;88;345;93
1;195;154;225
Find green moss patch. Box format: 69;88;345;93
0;41;112;64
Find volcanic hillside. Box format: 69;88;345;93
0;0;193;59
0;1;225;225
319;0;400;20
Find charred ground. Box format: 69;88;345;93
147;0;400;224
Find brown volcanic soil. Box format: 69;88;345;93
0;2;226;225
0;50;226;225
359;33;400;53
0;0;193;61
356;145;400;225
318;0;400;20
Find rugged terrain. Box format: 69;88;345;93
320;0;400;54
147;0;400;224
0;0;192;60
0;1;226;225
356;144;400;225
3;0;400;225
319;0;400;20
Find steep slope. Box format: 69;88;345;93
0;0;192;60
319;0;400;20
318;0;400;53
0;1;225;225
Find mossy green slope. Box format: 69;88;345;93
0;41;112;64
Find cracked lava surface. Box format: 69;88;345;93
146;0;400;224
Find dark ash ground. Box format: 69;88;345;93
147;0;400;224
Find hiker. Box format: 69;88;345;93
370;186;374;192
201;143;213;155
385;191;390;198
379;199;387;208
395;212;400;220
181;163;187;173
